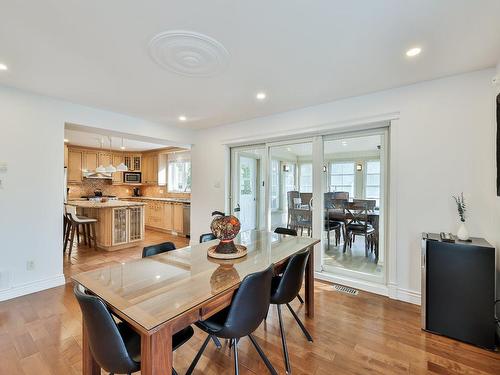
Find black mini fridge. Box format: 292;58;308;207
421;233;496;350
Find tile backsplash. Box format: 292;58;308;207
68;180;190;199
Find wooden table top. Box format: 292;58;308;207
72;230;319;332
66;200;146;209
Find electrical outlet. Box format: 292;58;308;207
26;260;35;271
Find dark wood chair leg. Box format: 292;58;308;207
277;305;291;374
82;224;88;246
68;224;76;256
91;222;97;250
76;225;80;244
186;335;211;375
248;334;278;375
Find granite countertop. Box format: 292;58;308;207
67;200;146;208
122;196;191;204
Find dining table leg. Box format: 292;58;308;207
82;320;101;375
141;324;173;375
305;245;315;318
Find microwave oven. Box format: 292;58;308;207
123;172;141;183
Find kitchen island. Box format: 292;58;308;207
67;200;145;251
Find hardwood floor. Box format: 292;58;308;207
0;230;499;374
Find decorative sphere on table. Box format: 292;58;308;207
210;211;241;254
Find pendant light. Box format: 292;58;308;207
105;136;117;173
116;138;128;172
95;138;107;173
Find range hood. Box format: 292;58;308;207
83;171;113;179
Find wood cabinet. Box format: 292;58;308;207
142;153;159;185
83;151;98;172
112;206;144;246
112;154;123;183
67;150;83;182
64;145;68;168
124;154;141;171
142;199;184;235
98;152;112;168
173;203;184;233
112;208;128;245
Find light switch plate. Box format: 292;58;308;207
0;162;7;172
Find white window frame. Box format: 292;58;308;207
328;161;356;197
167;152;191;193
365;159;381;207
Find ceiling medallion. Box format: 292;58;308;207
149;30;230;77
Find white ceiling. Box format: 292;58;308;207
1;1;500;130
65;129;170;151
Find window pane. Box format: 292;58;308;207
342;175;354;186
366;186;379;198
366;174;379;185
367;161;380;174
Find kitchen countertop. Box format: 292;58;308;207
66;200;146;208
122;196;191;204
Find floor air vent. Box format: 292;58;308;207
333;284;358;296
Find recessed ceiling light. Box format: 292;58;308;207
406;47;422;57
64;138;69;143
256;92;267;101
120;146;126;150
178;115;187;122
0;63;8;71
341;141;347;146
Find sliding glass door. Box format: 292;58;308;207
322;130;387;284
229;126;389;289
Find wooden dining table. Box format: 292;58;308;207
72;230;320;375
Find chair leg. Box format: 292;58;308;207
172;369;178;375
186;334;211;375
343;231;349;253
232;338;239;375
285;303;313;342
76;225;80;244
365;236;369;257
82;224;88;246
277;305;291;374
91;222;97;250
63;221;71;253
68;224;76;256
296;294;304;304
211;335;222;349
248;334;278;375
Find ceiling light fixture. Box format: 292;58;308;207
341;141;347;146
105;137;117;173
95;138;107;173
178;115;187;122
64;138;69;143
116;138;128;172
406;47;422;57
256;92;267;101
0;63;8;71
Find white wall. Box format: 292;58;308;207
191;68;500;303
0;85;194;301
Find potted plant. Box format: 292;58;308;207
452;193;469;241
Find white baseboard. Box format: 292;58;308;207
0;274;66;302
395;287;421;305
315;271;421;305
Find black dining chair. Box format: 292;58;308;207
274;227;298;236
199;232;217;243
74;285;193;375
270;250;313;374
273;227;304;305
186;265;277;375
142;241;176;258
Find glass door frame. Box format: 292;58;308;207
320;127;389;285
229;144;267;230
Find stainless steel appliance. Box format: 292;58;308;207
133;187;141;196
183;204;190;238
421;233;496;350
124;172;141;184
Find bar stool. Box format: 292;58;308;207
64;205;98;254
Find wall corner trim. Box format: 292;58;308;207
0;274;66;302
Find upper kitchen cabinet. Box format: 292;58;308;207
83;150;98;172
98;152;112;168
112;154;124;183
142;152;158;185
124;154;141;171
67;149;83;183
